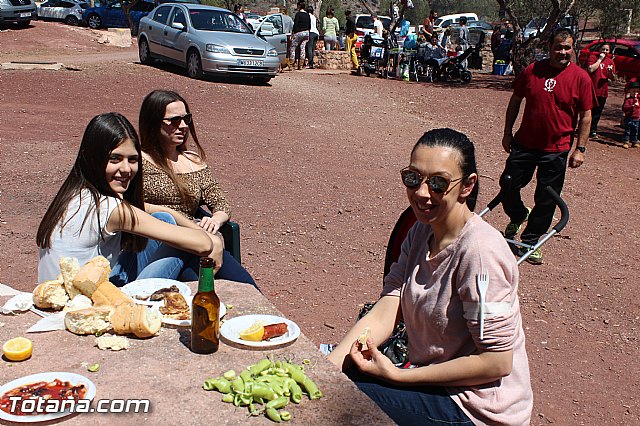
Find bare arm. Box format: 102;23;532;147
587;53;604;73
569;109;591;169
502;94;523;153
327;295;400;371
351;338;513;387
107;203;213;256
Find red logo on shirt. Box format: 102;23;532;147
544;78;557;92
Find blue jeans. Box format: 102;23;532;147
110;212;256;287
623;117;639;143
346;368;473;425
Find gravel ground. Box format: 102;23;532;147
1;20;638;425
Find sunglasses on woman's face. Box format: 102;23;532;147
162;113;192;127
400;167;465;194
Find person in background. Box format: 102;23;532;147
289;1;310;70
306;5;319;69
138;90;256;285
457;16;470;69
345;10;358;70
426;34;445;59
280;6;294;34
233;4;245;21
372;14;383;37
322;7;339;51
422;9;437;38
499;28;595;265
328;128;533;425
586;44;616;140
37;113;221;285
622;81;640;148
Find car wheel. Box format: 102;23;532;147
87;13;101;29
64;15;79;26
138;37;154;65
461;70;472;84
186;49;203;79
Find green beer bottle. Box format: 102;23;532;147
190;257;220;354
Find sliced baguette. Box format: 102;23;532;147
91;281;133;307
73;256;111;297
59;257;81;299
33;276;69;310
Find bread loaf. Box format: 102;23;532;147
111;304;161;338
59;257;81;299
33;276;69;310
91;281;133;307
72;256;111;297
64;306;114;335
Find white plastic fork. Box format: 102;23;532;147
477;270;489;340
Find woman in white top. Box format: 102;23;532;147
37;113;222;285
306;5;319;68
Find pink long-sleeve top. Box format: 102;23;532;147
382;214;533;425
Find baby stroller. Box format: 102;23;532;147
358;33;388;77
424;46;475;83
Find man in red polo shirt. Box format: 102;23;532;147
499;28;596;265
587;44;616;139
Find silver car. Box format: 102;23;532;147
138;3;280;82
37;0;87;26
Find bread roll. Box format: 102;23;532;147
91;281;133;307
73;256;111;297
64;306;114;335
111;304;161;339
63;294;93;312
59;257;81;299
33;276;69;310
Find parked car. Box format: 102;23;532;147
252;12;289;61
433;13;478;30
578;38;640;81
0;0;37;28
82;0;155;31
37;0;87;26
354;14;403;49
522;15;577;39
137;4;280;82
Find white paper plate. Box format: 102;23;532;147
0;372;96;423
156;298;227;327
220;314;300;348
121;278;191;307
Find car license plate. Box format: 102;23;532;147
20;12;31;18
237;59;264;67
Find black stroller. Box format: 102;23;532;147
358;33;388;77
421;46;474;83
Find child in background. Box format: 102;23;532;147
622;81;640;149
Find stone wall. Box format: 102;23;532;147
315;50;353;70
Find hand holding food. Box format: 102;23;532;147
357;327;372;351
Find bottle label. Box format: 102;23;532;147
198;267;214;292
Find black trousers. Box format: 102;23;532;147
500;143;569;244
307;32;318;66
590;96;607;134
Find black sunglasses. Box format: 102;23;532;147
162;113;192;127
400;167;466;194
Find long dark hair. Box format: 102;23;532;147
36;113;147;251
139;90;205;207
412;128;479;211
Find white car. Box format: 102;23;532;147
37;0;87;26
138;4;280;82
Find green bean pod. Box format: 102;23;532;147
266;407;282;422
223;370;236;380
240;369;252;383
251;383;277;401
249;358;273;376
266;397;289;410
302;377;323;400
221;393;234;403
231;377;245;393
280;411;292;421
203;377;232;393
288;381;303;404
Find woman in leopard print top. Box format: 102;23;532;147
139;90;255;286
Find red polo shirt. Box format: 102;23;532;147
587;52;615;97
513;60;596;152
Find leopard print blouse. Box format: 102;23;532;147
142;157;231;220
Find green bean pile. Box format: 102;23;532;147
203;358;323;422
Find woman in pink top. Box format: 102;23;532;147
328;128;533;425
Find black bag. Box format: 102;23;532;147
358;302;409;366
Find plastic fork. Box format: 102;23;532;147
477;270;489;340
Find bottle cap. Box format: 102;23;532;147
200;257;215;268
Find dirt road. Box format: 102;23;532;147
1;21;638;425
